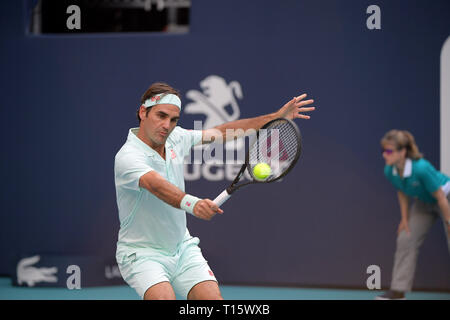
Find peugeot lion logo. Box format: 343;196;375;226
185;75;242;129
184;75;249;181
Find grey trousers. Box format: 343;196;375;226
390;192;450;292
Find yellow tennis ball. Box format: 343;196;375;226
253;163;271;180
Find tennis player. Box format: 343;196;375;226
114;82;315;300
376;130;450;300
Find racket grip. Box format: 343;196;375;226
213;189;231;207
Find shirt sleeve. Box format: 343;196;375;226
417;160;442;194
115;150;153;192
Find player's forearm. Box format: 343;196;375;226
397;191;409;220
216;112;277;132
139;171;185;209
204;112;277;143
432;189;450;221
437;195;450;221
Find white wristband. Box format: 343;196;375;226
180;194;201;215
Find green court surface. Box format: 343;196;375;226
0;278;448;300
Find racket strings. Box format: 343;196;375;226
248;119;301;181
265;121;297;160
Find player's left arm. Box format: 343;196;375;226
432;188;450;234
200;94;315;144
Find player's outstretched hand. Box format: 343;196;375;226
276;93;315;120
193;199;224;221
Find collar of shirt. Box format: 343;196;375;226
392;158;412;178
127;127;173;160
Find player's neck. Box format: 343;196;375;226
147;142;166;160
150;144;165;159
395;159;406;178
136;129;166;159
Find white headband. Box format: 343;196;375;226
143;93;181;110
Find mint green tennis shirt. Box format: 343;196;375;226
384;158;450;203
114;127;202;255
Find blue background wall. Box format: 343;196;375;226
1;0;449;290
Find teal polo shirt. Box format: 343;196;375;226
114;127;203;255
384;158;450;203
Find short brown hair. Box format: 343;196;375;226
137;82;181;122
380;129;423;160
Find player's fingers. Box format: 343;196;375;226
198;210;212;221
296;113;311;119
204;199;219;208
297;99;314;107
194;203;208;220
210;205;222;214
298;106;315;112
295;93;307;101
200;199;222;216
285;97;296;108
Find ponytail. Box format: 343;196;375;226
402;130;423;160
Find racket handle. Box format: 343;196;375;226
213;189;231;207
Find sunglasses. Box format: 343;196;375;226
382;148;395;155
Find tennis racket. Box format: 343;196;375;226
213;118;302;207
